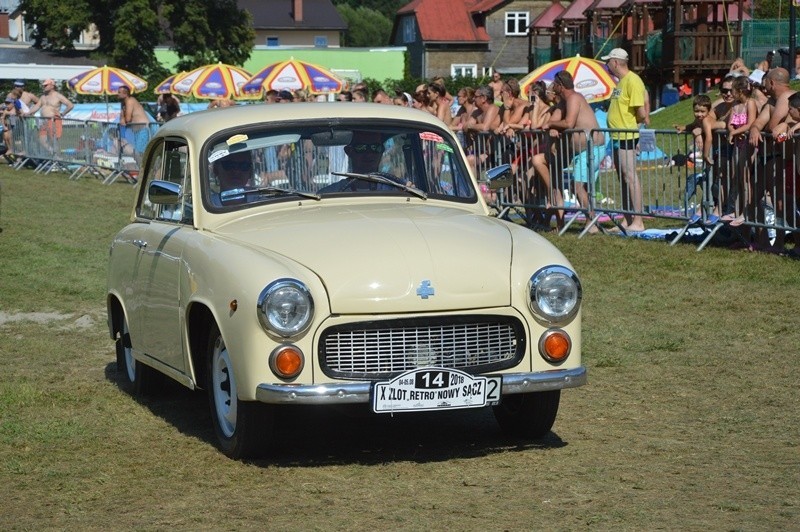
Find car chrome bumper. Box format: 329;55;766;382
255;366;587;405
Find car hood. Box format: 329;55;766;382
215;204;513;314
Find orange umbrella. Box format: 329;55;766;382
242;59;343;96
170;63;252;100
68;65;148;95
154;72;185;95
519;56;616;103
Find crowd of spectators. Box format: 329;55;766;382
4;57;798;255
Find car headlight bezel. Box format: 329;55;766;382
257;278;314;337
527;266;582;324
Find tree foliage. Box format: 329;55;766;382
753;0;782;19
17;0;254;76
332;0;406;21
162;0;254;71
18;0;93;51
336;4;394;47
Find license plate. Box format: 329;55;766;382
372;367;502;413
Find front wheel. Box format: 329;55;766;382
492;390;560;439
206;324;273;459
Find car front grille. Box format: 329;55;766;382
319;315;525;380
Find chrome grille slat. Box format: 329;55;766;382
320;318;524;379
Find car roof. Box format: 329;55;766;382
154;103;450;143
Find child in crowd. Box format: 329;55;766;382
722;76;758;227
675;95;715;220
675;94;712;157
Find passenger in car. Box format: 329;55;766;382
210;150;254;206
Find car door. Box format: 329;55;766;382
131;139;192;374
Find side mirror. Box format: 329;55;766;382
148;180;182;205
485;164;513;191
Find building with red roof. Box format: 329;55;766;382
391;0;561;79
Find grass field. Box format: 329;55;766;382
1;164;799;530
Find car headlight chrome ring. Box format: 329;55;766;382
257;279;314;337
527;266;581;323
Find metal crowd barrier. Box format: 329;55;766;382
8;118;158;185
6;115;799;251
471;126;799;250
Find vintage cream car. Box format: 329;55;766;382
107;103;586;459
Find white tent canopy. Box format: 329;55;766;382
0;63;99;83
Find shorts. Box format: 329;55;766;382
132;128;150;154
39;117;62;139
572;145;605;184
611;138;638;150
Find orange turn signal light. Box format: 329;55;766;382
270;345;304;379
540;329;571;363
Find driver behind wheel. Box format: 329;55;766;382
319;131;404;193
213;150;253;192
209;149;254;207
345;130;385;174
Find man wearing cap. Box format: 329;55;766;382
7;80;37;115
26;79;74;153
602;47;648;232
2;96;20;162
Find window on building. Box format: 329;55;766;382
451;64;476;78
402;17;416;43
266;36;279;47
505;11;529;36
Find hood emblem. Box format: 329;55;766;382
416;280;435;299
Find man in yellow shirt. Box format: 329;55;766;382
602;48;649;232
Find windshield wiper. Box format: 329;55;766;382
246;186;322;201
331;172;428;200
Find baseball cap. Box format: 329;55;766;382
748;70;765;84
601;48;629;61
4;96;14;103
13;80;25;87
278;90;294;101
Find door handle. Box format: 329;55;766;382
133;239;148;249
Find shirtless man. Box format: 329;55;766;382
547;70;607;232
464;86;501;173
488;72;504;104
7;80;38;115
496;78;530;136
117;85;151;165
26;78;74;153
749;68;797;249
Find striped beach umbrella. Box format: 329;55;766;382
242;59;343;97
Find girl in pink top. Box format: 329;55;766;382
723;76;758;227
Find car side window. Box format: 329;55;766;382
158;144;191;223
137;141;163;220
137;140;191;223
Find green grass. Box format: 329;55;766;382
1;164;799;529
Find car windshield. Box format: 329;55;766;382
203;123;477;209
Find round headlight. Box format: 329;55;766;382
528;266;581;323
257;279;314;337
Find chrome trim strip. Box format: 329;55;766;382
255;367;587;405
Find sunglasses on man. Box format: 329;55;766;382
350;143;383;153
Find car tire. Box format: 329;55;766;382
492;390;560;439
115;312;161;395
206;323;273;459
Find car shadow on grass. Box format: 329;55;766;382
105;362;568;466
